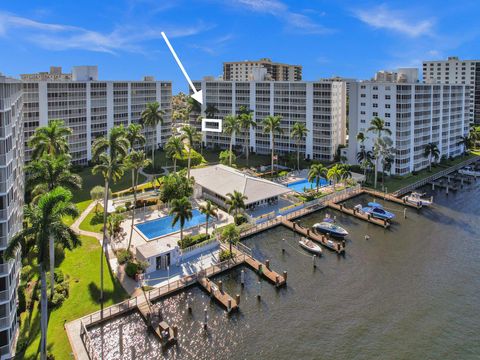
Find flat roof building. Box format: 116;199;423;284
223;58;302;82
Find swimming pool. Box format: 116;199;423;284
286;178;328;193
136;209;207;240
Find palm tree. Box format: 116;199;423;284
125;150;151;249
141;102;165;169
205;103;219;118
308;163;327;193
181;125;201;178
338;164;352;183
262;115;283;176
367;117;392;188
187;96;201;115
223;114;240;166
26;154;82;201
199;200;218;235
357;148;374;179
126;123;146;151
222;223;240;258
356;132;368;148
327;164;343;191
291;122;309;170
91;126;129;311
165;136;185;172
169;197;193;246
225;190;247;218
238;107;256;166
424;142;440;171
28;119;72;159
457;134;474;154
6;187;80;360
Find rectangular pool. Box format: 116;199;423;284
286;178;328;193
136;209;207;240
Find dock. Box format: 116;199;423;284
197;275;239;312
137;298;176;346
281;218;346;253
326;201;390;228
363;188;422;209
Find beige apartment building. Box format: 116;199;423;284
223;58;302;82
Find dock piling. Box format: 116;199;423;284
312;255;317;269
282;238;286;253
404;208;407;219
203;308;208;329
266;260;271;270
240;269;245;286
218;280;223;292
257;281;261;300
236;294;241;305
173;326;178;340
283;271;288;282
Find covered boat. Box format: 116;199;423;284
458;166;480;177
313;216;349;238
299;237;323;255
359;202;395;220
403;192;433;207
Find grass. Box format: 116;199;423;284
79;205;104;233
63;200;91;227
19;235;128;360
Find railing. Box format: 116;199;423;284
181;238;218;255
81;297;139;327
80;321;101;360
235;242;253;258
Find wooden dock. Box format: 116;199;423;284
137;298;176;346
197;275;239;312
428;181;459;191
281;218;346;254
326;202;390;228
363;188;422;209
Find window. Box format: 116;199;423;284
373;86;378;90
385;104;391;109
361;102;366;106
373;94;378;99
360;119;366;123
385;113;391;118
361;94;366;98
373;111;378;116
360;85;366;89
360;111;366;115
385;122;391;126
373;103;378;108
385;95;391;100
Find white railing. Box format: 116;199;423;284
80;321;101;360
181;238;218;254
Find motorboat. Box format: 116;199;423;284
299;237;323;255
458;166;480;177
359;202;395;220
313;216;349;238
402;192;433;207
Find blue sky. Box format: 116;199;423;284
0;0;479;93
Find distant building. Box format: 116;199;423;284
223;58;302;81
20;66;72;81
191;79;346;162
346;72;470;175
22;66;172;165
0;75;24;360
423;56;480;123
374;68;419;83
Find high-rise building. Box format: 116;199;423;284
0;75;24;359
192;79;346;162
223;58;302;82
20;66;72;81
346;78;470;175
423;57;480;123
22;66;172;165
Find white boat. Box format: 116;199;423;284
403;192;433;207
458;166;480;177
299;237;323;256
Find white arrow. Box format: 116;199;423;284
161;31;203;104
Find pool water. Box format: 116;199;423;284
287;178;328;193
136;209;207;240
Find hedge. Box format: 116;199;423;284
179;233;211;249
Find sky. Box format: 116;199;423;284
0;0;479;93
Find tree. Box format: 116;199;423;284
424;142;440;171
327;164;343;191
159;172;194;203
187;96;201;115
238;106;256;166
219;150;236;166
91;126;129;311
223;114;240;166
181;125;201;178
367;117;392;188
225;190;247;217
141;102;165;169
26;154;82;201
169;197;193;245
125;150;151;249
6;187;80;360
28;119;72;159
291;122;309;170
199;200;218;235
357;149;374;179
165;136;184;172
90;186;107;214
262;115;283;176
205;103;219;118
107;213;125;241
221;223;240;257
308;163;327;193
338;163;352;183
126;123;146;150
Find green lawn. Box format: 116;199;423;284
63;200;91;227
19;235;128;360
72;167;147;203
79;205;104;233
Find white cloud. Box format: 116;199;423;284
353;4;434;37
0;11;211;54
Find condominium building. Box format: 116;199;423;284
223;58;302;82
346;79;470;175
423;57;480;123
22;66;172;165
0;75;24;359
191;79;346;162
20;66;72;81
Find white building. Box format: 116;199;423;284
423;57;480;123
223;58;302;81
346;78;470;175
192;80;347;162
0;75;24;359
22;66;172;165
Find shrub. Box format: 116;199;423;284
125;201;132;210
20;265;32;283
115;206;127;213
135;198;158;208
219;250;233;262
125;261;139;278
179;233;210;249
54;269;64;283
278;170;289;177
116;248;133;265
49;280;69;308
18;285;26;313
234;214;247;226
50;292;66;308
136;260;150;273
175;148;205;168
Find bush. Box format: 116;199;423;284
20;265;33;283
54;269;64;283
18;285;26;313
219;250;233;262
135;198;158;208
116;248;133;265
175;148;205;168
49;279;69;308
125;201;132;210
179;233;210;249
125;261;139;278
115;206;127;213
278;170;289;177
234;214;247;226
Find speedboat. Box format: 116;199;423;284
299;237;323;255
402;192;433;207
313;216;349;238
361;202;395;220
458;166;480;177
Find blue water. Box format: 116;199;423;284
287;178;328;193
136;209;207;240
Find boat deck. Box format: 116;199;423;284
197;275;239;312
137;299;176;346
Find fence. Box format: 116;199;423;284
80;321;101;360
181;238;219;255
